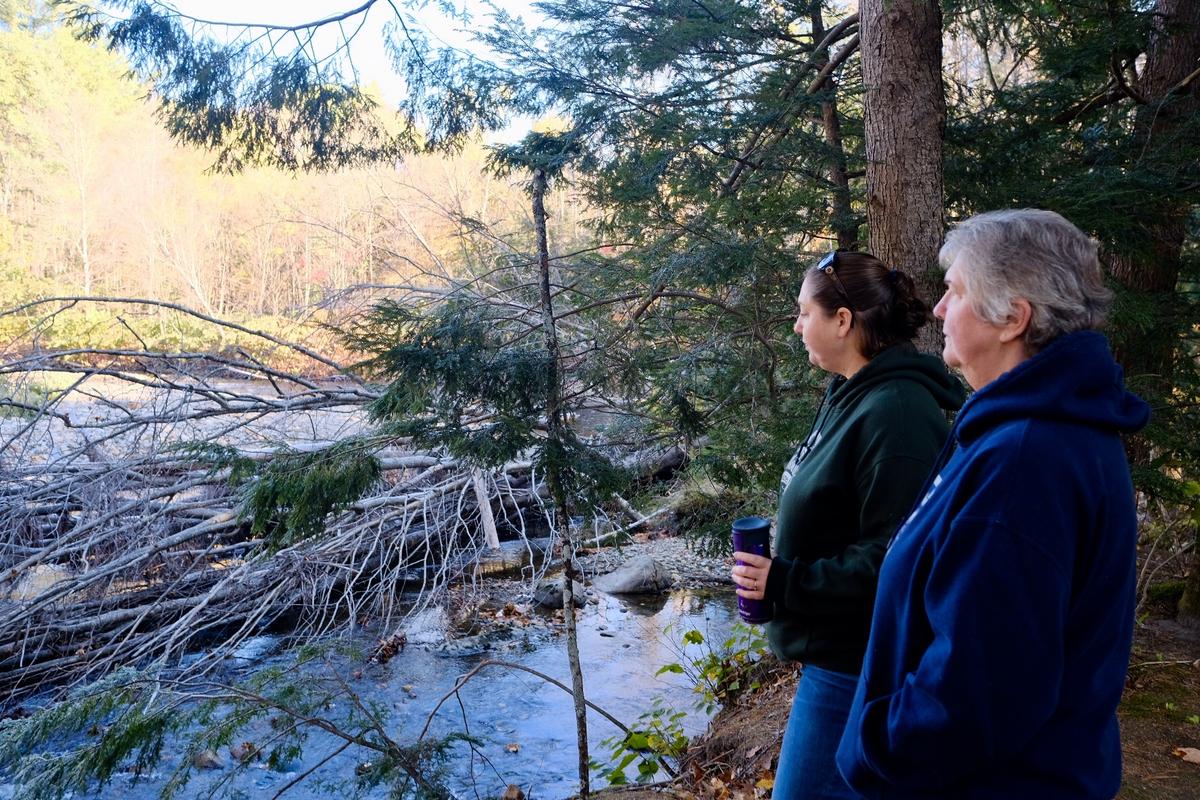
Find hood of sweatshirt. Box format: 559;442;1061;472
955;330;1149;445
827;342;966;414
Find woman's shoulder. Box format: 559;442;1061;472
967;416;1122;468
842;380;953;465
854;375;953;421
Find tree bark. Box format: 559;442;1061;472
811;5;858;251
471;469;501;550
531;166;591;796
860;0;945;350
1106;0;1200;626
1109;0;1200;335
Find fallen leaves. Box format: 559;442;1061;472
1172;746;1200;765
688;767;776;800
369;632;407;664
706;775;731;799
229;741;259;763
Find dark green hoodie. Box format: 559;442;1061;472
765;343;964;673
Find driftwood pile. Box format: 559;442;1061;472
0;304;555;705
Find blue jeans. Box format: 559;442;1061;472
772;665;861;800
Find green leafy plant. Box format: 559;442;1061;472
657;624;770;715
593;698;687;786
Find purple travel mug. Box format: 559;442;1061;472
732;516;772;624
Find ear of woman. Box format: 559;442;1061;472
998;298;1033;344
834;307;855;338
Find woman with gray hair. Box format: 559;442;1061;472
835;209;1150;799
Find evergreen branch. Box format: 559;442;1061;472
806;34;860;95
1054;58;1200;125
149;0;380;35
270;738;355;799
1111;53;1148;105
719;12;860;195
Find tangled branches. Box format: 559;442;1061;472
0;297;551;705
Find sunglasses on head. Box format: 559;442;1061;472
817;250;857;313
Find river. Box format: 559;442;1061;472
62;587;740;800
2;374;739;798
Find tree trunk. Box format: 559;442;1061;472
77;169;92;295
811;6;858;251
79;227;92;296
1180;536;1200;628
1106;0;1200;626
860;0;945;350
471;469;501;550
1109;0;1199;339
531;166;591;796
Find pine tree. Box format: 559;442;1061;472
344;128;633;796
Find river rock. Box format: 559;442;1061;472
592;556;673;594
193;749;224;770
433;634;490;658
501;785;525;800
401;607;449;646
230;741;259;763
532;579;586;609
229;635;279;662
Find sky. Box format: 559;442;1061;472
166;0;542;109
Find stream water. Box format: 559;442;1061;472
1;375;745;799
64;588;740;800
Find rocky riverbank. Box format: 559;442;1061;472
450;531;734;627
577;534;733;589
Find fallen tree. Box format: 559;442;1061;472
0;297;557;705
0;291;684;708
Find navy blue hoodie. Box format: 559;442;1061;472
836;331;1150;799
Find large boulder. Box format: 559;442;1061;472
593;556;674;594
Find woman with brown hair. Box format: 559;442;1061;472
732;251;963;799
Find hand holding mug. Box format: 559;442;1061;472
732;551;771;600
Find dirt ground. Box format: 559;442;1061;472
1117;612;1200;799
591;606;1200;800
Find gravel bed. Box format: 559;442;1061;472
456;534;734;618
576;534;733;589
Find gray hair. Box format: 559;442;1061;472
938;209;1111;350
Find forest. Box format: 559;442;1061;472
0;0;1197;798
